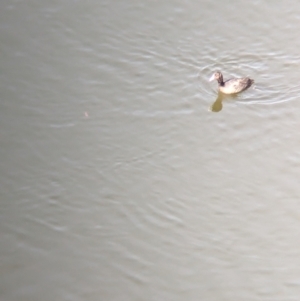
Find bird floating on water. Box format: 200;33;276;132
209;71;254;94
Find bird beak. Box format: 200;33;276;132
209;74;215;82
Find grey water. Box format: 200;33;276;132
2;1;300;300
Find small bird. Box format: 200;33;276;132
209;71;254;94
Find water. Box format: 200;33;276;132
1;1;300;300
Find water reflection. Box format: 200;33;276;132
210;92;238;112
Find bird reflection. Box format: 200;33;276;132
210;92;238;112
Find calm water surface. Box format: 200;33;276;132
2;1;300;300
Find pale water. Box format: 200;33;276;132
2;1;300;300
